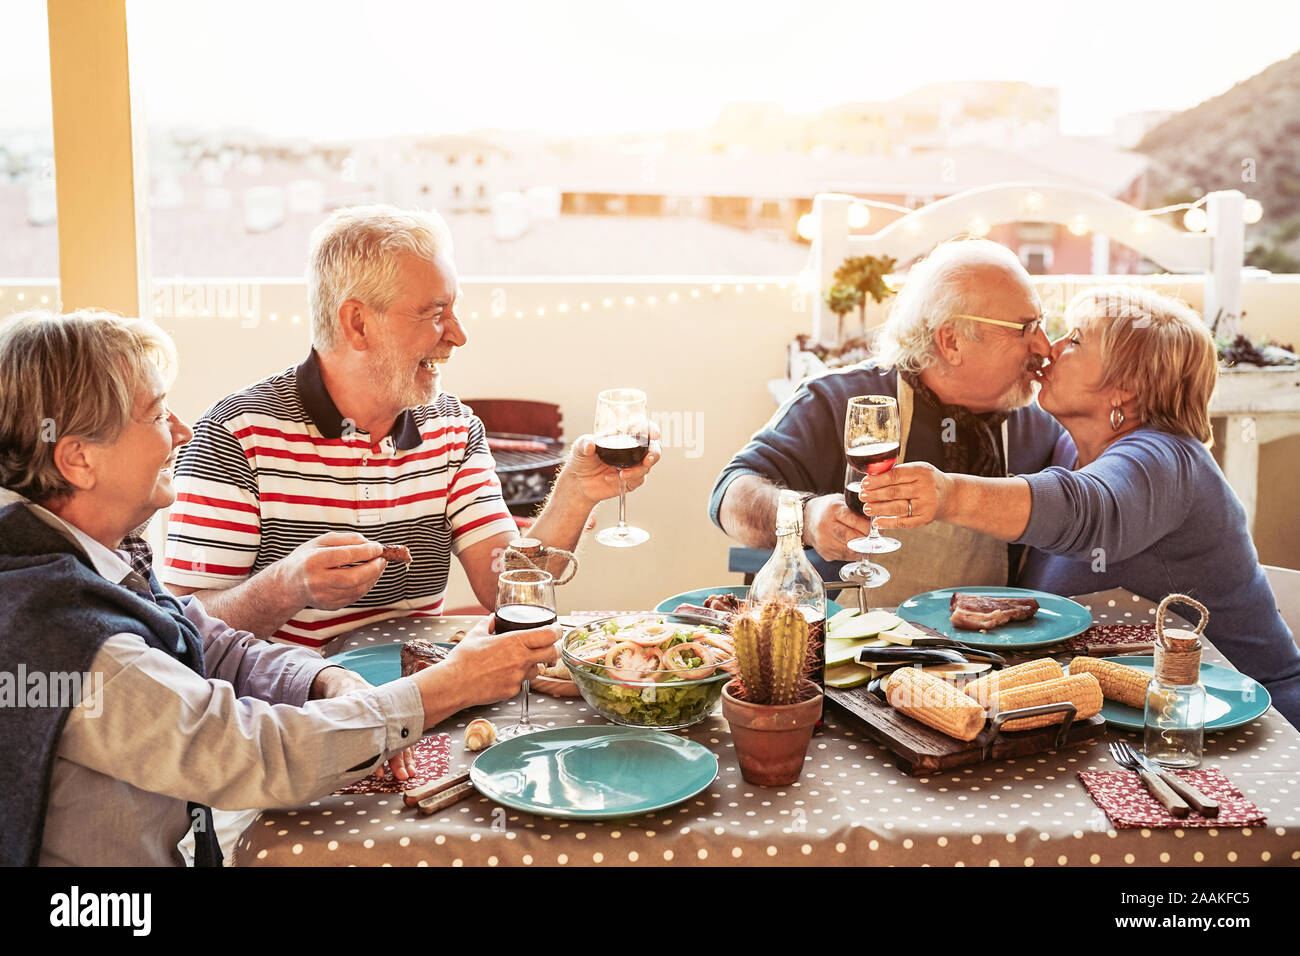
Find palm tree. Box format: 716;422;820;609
824;284;861;346
834;255;898;336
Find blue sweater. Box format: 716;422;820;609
1017;428;1300;728
709;363;1064;575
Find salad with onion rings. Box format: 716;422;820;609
561;616;736;728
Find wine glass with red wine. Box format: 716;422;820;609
494;568;558;740
840;395;901;585
594;388;650;548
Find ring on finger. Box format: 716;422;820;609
907;499;914;518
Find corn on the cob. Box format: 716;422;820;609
964;658;1064;708
994;673;1103;731
886;667;986;741
1068;656;1150;708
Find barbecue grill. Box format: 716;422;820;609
487;431;567;516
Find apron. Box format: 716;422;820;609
847;379;1010;608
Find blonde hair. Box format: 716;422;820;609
875;237;1034;372
308;204;455;351
0;309;177;504
1066;286;1217;442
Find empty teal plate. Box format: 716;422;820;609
1074;656;1272;732
655;586;844;618
897;586;1092;650
327;642;453;686
469;726;718;819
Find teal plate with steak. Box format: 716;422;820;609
470;726;718;819
327;642;454;686
656;585;844;618
897;586;1091;650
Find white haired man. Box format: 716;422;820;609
0;311;558;865
163;204;660;648
709;238;1061;604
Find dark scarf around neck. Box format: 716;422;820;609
901;371;1009;477
0;502;221;866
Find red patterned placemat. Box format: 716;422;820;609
334;733;452;795
1066;624;1157;651
1078;768;1265;828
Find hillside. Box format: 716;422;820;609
1137;48;1300;263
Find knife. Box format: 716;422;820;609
1130;749;1220;818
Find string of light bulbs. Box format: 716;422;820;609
796;190;1266;241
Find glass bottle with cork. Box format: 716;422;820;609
1144;593;1209;768
748;490;827;704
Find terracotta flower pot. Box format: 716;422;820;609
721;678;823;787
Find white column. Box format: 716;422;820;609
1219;414;1259;535
1205;190;1245;339
811;193;852;346
1090;233;1110;275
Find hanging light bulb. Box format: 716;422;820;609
1242;199;1263;224
968;216;991;237
796;213;817;240
1023;191;1044;215
1183;207;1208;233
847;203;871;229
1068;215;1089;236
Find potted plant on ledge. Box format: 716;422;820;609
721;603;823;786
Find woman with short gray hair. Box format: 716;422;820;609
0;309;559;866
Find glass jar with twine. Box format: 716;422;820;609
1143;593;1208;767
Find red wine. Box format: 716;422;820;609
846;440;900;476
844;479;865;516
595;434;649;469
494;603;558;633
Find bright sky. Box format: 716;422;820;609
6;0;1299;138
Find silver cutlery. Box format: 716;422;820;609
1108;741;1190;817
1115;740;1219;817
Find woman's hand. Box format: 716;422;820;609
858;462;954;530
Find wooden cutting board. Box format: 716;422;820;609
826;684;1105;776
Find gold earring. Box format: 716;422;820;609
1109;406;1125;431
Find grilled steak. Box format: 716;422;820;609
379;544;413;564
400;639;448;676
949;593;1039;630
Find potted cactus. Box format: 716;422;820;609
721;602;824;786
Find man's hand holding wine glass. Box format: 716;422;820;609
801;493;876;562
565;423;663;504
444;617;561;705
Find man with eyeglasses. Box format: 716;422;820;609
709;238;1062;605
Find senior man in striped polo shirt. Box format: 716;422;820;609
163;205;660;647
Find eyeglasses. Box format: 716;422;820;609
952;313;1044;338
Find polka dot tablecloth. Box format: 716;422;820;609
233;590;1300;867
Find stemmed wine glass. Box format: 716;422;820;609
594;388;650;548
493;569;557;740
840;395;901;585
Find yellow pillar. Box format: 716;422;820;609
46;0;149;316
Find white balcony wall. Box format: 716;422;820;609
2;274;1298;610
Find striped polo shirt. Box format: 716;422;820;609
163;350;519;647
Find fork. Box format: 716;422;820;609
1113;740;1219;817
1108;741;1190;818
